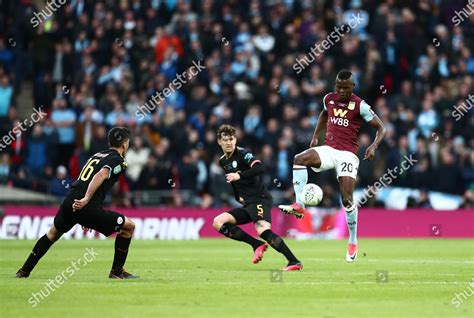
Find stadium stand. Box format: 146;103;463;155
0;0;472;208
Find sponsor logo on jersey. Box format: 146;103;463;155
333;108;348;117
330;116;350;126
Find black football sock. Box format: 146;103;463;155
21;234;54;273
260;229;298;263
219;223;263;250
112;235;132;271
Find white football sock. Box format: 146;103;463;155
293;165;308;207
345;205;358;244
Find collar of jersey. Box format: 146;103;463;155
109;148;123;158
224;148;236;160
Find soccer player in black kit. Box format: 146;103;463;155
213;125;303;270
16;127;138;279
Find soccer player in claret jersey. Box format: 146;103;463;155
213;125;303;270
16;127;138;279
279;70;387;262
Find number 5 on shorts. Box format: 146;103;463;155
257;204;264;217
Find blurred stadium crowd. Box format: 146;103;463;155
0;0;473;208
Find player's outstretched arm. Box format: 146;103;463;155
72;168;109;211
225;161;266;183
364;114;387;160
310;109;328;147
238;161;265;179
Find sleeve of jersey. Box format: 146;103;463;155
322;93;331;111
238;149;264;178
102;157;125;179
239;162;265;179
242;150;260;167
360;100;375;122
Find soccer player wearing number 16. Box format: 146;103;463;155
16;127;138;279
279;70;387;262
213;125;302;271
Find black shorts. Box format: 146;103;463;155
228;197;272;225
54;198;125;237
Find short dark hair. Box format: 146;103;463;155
217;124;236;139
336;70;353;81
108;127;131;148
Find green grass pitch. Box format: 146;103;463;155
1;239;473;317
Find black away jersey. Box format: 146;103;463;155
68;149;127;207
219;147;270;202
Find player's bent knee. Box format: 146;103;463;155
119;218;135;238
213;213;235;230
294;150;320;167
256;227;270;236
255;221;271;235
212;214;226;230
47;225;62;242
127;219;136;233
293;152;306;165
212;217;221;230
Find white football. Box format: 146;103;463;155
300;183;323;206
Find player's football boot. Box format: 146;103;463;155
278;202;305;219
109;268;140;279
252;243;268;264
346;243;358;262
282;261;303;271
15;269;30;278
